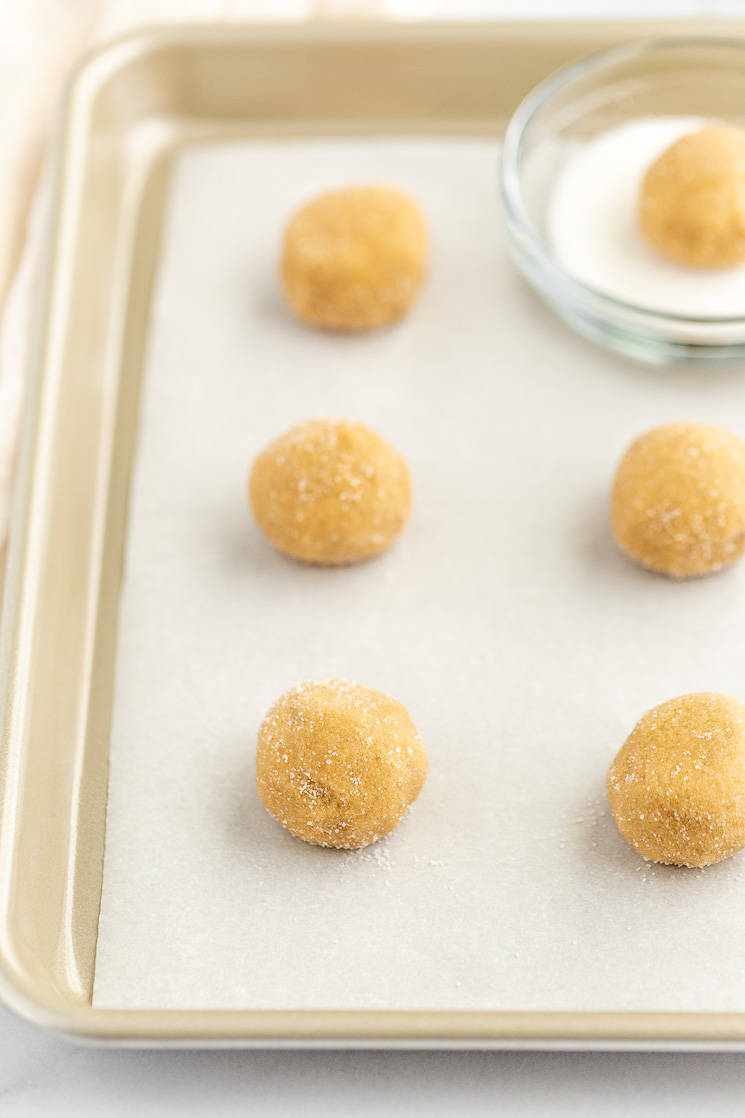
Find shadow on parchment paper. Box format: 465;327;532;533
214;491;397;594
512;273;745;393
573;490;629;577
221;739;351;869
576;487;745;595
222;743;281;858
247;277;411;346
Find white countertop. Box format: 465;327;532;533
4;1002;745;1116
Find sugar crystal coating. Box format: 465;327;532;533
639;125;745;268
255;679;428;849
249;417;411;565
611;422;745;578
281;185;428;331
607;692;745;867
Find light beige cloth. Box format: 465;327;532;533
0;1;98;564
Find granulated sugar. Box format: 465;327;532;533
547;117;745;317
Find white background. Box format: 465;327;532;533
6;0;745;1114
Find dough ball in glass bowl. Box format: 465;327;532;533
639;125;745;268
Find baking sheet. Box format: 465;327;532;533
93;137;745;1012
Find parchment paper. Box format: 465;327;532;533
93;138;745;1011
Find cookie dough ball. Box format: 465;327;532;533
607;693;745;867
256;679;428;849
281;186;428;330
249;418;411;565
611;422;745;578
640;125;745;267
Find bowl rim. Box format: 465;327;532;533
499;34;745;329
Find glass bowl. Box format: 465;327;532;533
500;38;745;366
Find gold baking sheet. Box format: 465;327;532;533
3;20;745;1046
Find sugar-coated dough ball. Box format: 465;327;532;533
607;693;745;867
281;186;428;330
639;125;745;267
611;422;745;578
255;679;428;849
249;418;411;565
